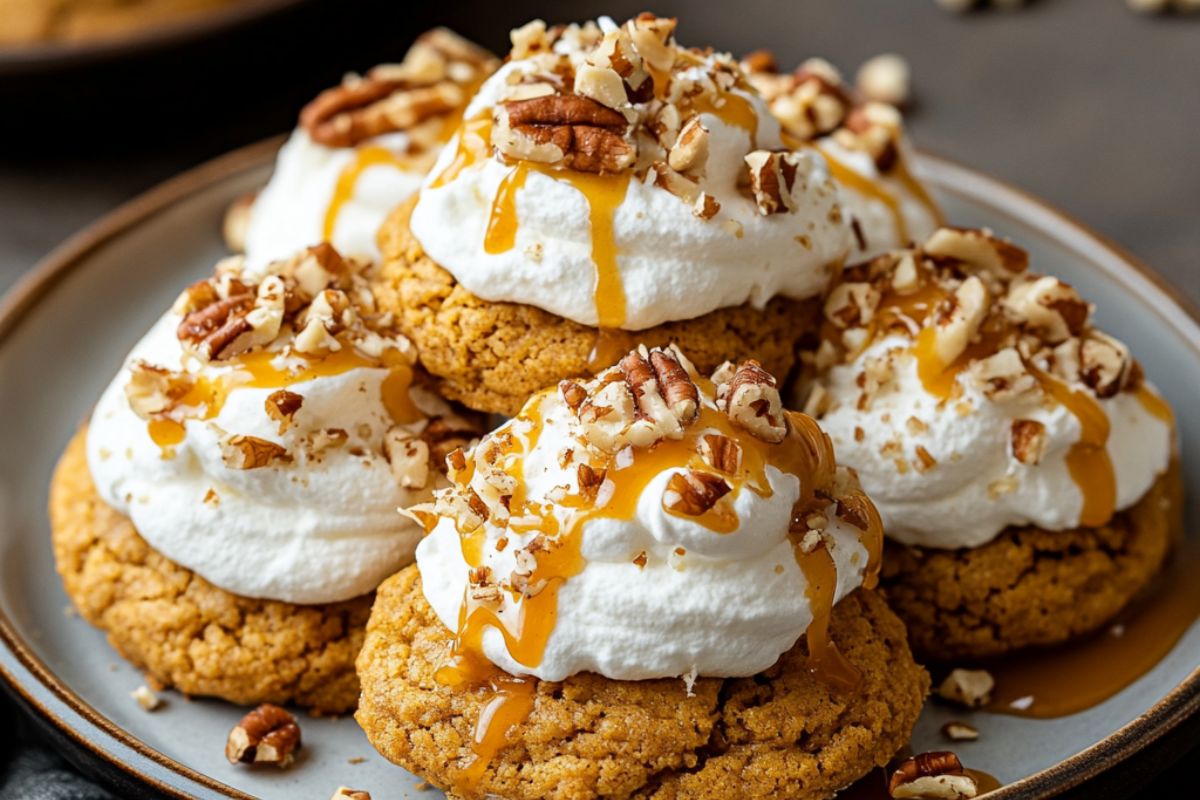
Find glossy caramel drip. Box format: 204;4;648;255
430;114;493;188
484;163;529;254
1136;383;1175;425
323;145;426;242
480;162;632;329
143;345;418;454
794;543;861;691
690;91;759;148
1032;366;1116;528
586;328;637;374
810;143;908;245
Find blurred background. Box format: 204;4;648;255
0;0;1196;797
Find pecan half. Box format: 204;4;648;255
889;752;976;799
495;94;635;173
663;470;731;515
176;294;254;357
226;704;302;768
699;433;742;473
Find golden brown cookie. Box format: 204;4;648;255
376;199;822;416
356;566;928;800
50;428;369;714
880;465;1181;661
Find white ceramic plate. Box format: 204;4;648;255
0;141;1197;799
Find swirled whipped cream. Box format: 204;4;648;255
804;228;1174;549
412;345;882;682
742;54;943;259
409;15;852;331
240;29;497;268
86;246;479;604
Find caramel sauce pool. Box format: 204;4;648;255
982;504;1198;719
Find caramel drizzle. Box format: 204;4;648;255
144;345;418;458
484;162;633;328
429;114;493;188
690;91;760;149
809;142;909;245
323;145;436;243
849;258;1123;526
438;399;883;789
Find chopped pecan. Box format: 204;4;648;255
331;789;371;800
937;668;994;708
264;390;304;434
576;463;607;503
1079;330;1131;398
663;470;731;515
176;293;254;356
744;150;805;215
125;361;193;420
495;94;635;173
856;53;911;108
928;276;990;367
220;435;292;470
667;116;709;174
889;752;976;799
225;704;301;768
924;227;1028;277
940;721;980;742
1004;275;1089;344
1011;419;1047;465
718;360;787;443
384;426;431;489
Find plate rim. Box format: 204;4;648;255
0;140;1197;799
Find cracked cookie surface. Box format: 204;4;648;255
375;199;821;416
880;466;1180;661
50;428;370;714
355;566;928;800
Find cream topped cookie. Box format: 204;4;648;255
740;52;944;259
804;228;1174;549
409;346;883;685
239;29;498;267
409;15;854;331
86;245;478;604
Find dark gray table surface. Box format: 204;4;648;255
0;0;1195;797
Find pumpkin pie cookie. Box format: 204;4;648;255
356;344;927;798
802;228;1178;658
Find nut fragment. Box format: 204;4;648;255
1004;275;1089;344
890;751;977;799
968;347;1036;400
667;116;710;174
824;281;882;329
220;435;292;470
937;668;995;708
744;150;804;215
663;470;731;515
1010;419;1047;465
384;427;431;489
718;360;788;443
131;685;162;711
331;789;371;800
924;227;1028;277
1079;330;1131;398
264;390;304;434
940;721;981;742
699;433;742;473
226;703;302;767
929;276;990;366
856;53;911;107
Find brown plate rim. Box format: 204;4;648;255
0;140;1196;799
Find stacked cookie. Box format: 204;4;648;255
49;12;1179;800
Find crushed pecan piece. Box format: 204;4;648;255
226;704;302;768
663;470;731;515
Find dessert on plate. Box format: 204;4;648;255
376;14;940;416
356;346;928;799
50;244;479;713
227;28;498;268
739;50;944;260
801;227;1178;658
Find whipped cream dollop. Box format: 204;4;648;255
86;247;478;604
742;55;943;259
241;29;498;268
413;345;882;682
243;130;429;268
409;16;852;331
808;228;1173;549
